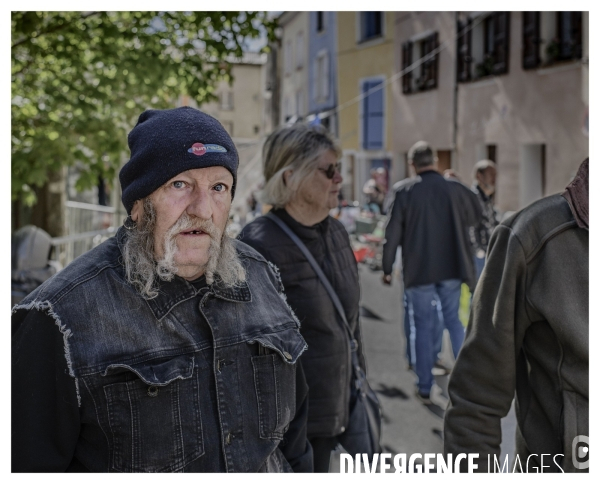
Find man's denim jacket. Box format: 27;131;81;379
12;227;308;472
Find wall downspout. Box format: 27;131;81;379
452;11;459;170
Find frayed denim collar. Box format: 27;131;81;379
116;226;251;321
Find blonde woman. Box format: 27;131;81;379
239;124;368;472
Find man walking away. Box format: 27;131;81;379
381;141;480;403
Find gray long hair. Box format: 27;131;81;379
122;198;246;298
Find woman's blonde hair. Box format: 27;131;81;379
260;123;342;208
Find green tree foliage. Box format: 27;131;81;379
12;11;277;205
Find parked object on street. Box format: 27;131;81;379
444;158;589;472
11;225;61;306
351;217;386;271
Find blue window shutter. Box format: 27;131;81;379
362;80;384;150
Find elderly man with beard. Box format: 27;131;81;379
12;107;313;473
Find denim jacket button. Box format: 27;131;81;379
147;386;159;397
283;351;292;361
340;426;345;433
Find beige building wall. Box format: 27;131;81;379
393;12;456;184
184;56;267;218
393;12;588;214
201;60;266;141
279;12;310;123
455;12;588;213
337;12;396;201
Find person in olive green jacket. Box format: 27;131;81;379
444;158;589;473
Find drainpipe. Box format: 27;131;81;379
452;11;459;169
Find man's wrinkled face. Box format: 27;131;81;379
131;166;233;281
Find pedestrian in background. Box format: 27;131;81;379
239;124;368;472
381;141;480;403
444;158;589;472
363;167;388;214
470;160;498;281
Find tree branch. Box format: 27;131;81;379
12;11;102;49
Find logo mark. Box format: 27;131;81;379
188;143;227;156
572;435;589;470
188;143;207;156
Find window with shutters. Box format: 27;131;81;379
402;32;439;94
419;33;438;91
359;12;383;42
483;12;510;77
523;12;583;68
402;41;413;94
457;18;472;82
539;12;583;66
361;79;384;151
458;12;510;81
556;12;583;60
522;12;540;69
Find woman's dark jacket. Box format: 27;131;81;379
239;208;364;439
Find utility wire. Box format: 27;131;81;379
228;16;485;158
319;13;486;122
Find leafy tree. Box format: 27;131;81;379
11;11;276;222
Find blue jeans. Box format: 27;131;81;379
405;279;465;394
474;255;486;283
404;294;443;367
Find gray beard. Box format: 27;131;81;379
122;198;246;299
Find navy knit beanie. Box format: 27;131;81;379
119;107;238;214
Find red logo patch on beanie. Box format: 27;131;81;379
189;143;207;156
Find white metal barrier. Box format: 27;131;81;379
51;201;118;267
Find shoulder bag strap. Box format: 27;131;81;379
264;212;354;342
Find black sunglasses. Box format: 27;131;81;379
317;162;342;179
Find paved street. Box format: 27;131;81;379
329;263;516;472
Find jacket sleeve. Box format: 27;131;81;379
278;360;313;472
455;182;482;227
443;224;530;471
381;191;404;275
12;309;81;472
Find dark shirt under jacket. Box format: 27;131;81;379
382;170;481;290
